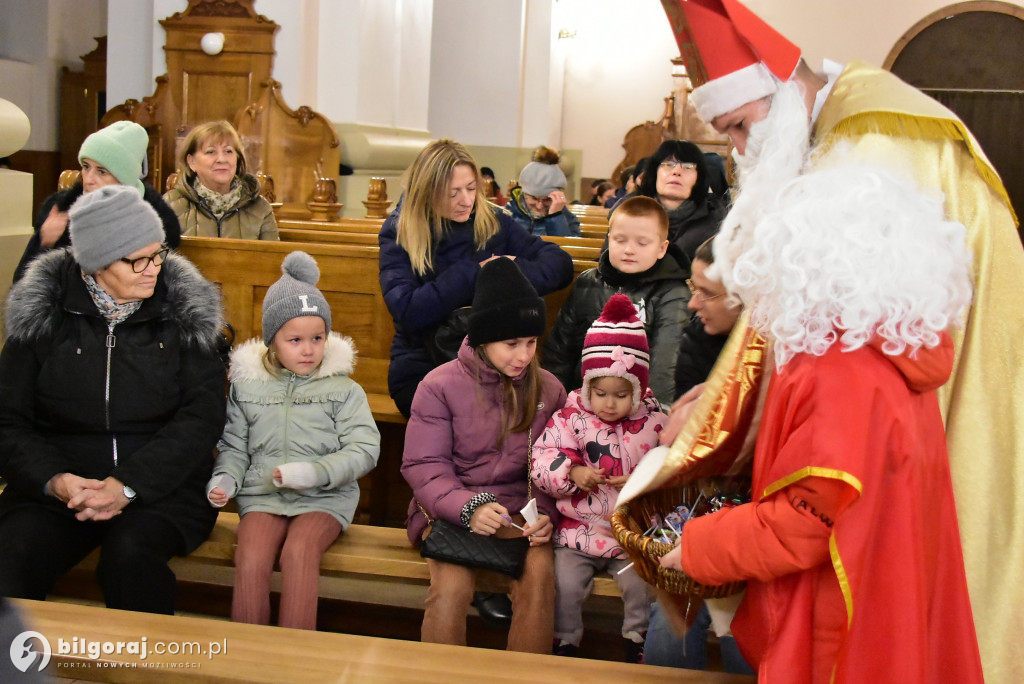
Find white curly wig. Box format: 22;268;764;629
720;161;973;367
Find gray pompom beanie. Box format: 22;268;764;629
78;121;149;195
262;251;332;344
69;185;164;273
518;161;567;197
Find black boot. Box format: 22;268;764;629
624;635;645;664
472;591;513;629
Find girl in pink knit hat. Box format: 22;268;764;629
531;293;667;662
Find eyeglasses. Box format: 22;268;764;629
686;278;726;302
120;246;170;273
660;161;698;171
524;194;554;204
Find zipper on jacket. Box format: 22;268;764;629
197;196;242;238
282;374;296;462
105;323;116;464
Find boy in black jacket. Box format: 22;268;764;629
543;196;692;406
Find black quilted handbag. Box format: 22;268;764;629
420;519;529;578
418;428;534;579
424;307;472;365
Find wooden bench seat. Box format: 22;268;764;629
181;513;622;598
15;599;755;683
173;236;591;525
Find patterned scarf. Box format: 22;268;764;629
82;272;143;326
193;176;243;217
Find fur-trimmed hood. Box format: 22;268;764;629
227;331;356;384
4;248;224;351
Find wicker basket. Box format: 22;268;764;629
611;482;746;598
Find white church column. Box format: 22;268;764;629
306;0;436;215
427;0;579;199
0;98;33;303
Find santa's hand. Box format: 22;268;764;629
660;544;684;571
660;383;705;446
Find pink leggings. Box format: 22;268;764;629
232;511;342;630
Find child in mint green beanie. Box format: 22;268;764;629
13;122;181;283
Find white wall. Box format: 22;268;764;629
9;0;1024;166
0;0;106;150
745;0;1024;69
559;0;1024;178
558;0;678;178
428;0;526;147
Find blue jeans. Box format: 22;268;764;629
643;602;755;674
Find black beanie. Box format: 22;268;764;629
468;257;546;346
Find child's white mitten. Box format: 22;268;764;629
206;474;236;507
274;462;318;490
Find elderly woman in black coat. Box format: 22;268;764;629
610;140;727;262
0;185;226;614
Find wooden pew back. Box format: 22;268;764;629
177;237;395;402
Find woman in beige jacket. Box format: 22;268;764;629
164;120;279;240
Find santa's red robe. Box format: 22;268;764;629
681;337;983;684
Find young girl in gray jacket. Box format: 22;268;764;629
207;251;380;630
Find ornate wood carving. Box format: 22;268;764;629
159;3;278;128
101;76;179;191
59;37;107;173
363;178;392;219
167;0;266;22
234;79;342;220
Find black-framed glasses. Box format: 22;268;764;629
120;246;169;273
686;278;726;302
660;160;698;171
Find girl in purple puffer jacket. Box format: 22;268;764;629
531;294;666;662
401;257;566;654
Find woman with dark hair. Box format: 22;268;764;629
616;140;727;262
479;166;506;206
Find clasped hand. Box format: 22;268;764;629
47;473;130;521
468;501;552;546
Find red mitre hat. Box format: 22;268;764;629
661;0;801;122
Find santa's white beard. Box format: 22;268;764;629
711;80;811;300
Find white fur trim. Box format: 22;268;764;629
227;331;357;384
580;368;642;415
691;62;780;123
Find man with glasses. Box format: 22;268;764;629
506;157;581;237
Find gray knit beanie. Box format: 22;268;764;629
78;121;148;195
69;185;164;273
262;251;332;344
518;161;567;197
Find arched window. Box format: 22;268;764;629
885;2;1024;228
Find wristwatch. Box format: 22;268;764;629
123;484;137;503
